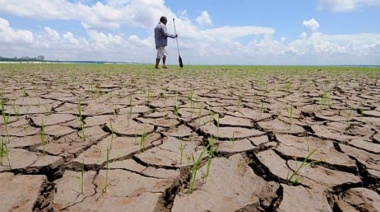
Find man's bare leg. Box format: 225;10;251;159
162;56;167;69
155;58;160;69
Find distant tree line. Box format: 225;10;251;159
0;55;147;65
0;55;45;62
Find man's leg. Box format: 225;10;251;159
155;58;160;69
162;56;167;69
155;47;162;69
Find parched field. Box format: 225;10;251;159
0;64;379;211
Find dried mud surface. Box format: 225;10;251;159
1;65;379;211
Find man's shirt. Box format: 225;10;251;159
154;22;175;49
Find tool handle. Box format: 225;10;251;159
173;18;180;55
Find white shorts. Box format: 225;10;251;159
156;47;168;59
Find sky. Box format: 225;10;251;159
0;0;380;65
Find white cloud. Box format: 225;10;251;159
178;10;188;19
106;0;131;8
87;30;124;49
63;32;81;45
317;0;380;12
303;18;320;32
203;26;275;43
127;35;141;44
44;27;61;41
196;11;213;27
0;0;170;30
0;17;34;44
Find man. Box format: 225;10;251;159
154;16;177;69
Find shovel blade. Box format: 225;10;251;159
179;56;184;68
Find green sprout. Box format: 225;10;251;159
0;139;12;169
287;147;321;185
139;124;147;152
103;146;111;193
40;118;46;154
287;104;294;128
109;119;115;149
75;160;85;194
174;93;180;118
179;139;185;164
204;139;216;182
1;92;10;142
188;145;208;193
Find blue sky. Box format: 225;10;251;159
1;0;380;65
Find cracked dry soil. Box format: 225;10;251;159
0;65;379;212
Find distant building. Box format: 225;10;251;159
37;55;45;61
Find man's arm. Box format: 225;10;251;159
161;25;177;38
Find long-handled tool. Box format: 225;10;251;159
173;18;184;68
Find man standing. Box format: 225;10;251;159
154;16;177;69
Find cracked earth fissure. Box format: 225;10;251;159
1;66;379;211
